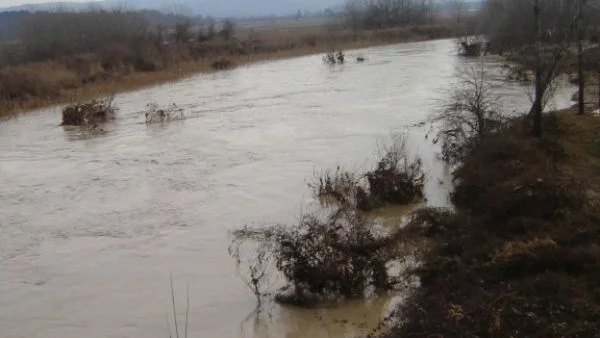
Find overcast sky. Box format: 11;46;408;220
0;0;90;7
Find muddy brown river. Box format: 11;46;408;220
0;39;575;338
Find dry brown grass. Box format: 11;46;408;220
552;109;600;193
490;236;558;263
0;25;454;118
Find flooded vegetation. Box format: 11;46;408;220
310;133;424;211
230;133;424;309
0;37;580;338
61;97;117;126
2;0;600;335
144;103;185;124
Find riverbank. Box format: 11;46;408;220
0;25;454;118
385;109;600;336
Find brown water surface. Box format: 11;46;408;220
0;39;574;338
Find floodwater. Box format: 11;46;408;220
0;39;575;338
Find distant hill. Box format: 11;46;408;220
0;2;104;12
0;0;340;17
0;0;484;18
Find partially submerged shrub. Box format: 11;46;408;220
308;168;371;210
62;96;116;126
229;207;407;307
211;58;236;70
457;36;487;57
323;50;345;65
144;103;184;124
368;133;425;205
309;133;425;211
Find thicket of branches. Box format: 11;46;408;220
310;133;424;211
230;134;425;307
430;62;503;164
229;208;410;306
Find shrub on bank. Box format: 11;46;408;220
385;113;600;337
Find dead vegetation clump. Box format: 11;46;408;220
323;50;346;65
308;167;371;210
367;134;425;206
457;36;487;57
230;133;425;307
309;133;424;211
144;103;184;124
62;96;117;126
383;112;600;337
229;207;408;307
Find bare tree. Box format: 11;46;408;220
220;19;235;41
206;17;216;39
174;21;191;44
448;0;466;24
530;0;577;136
531;0;544;137
431;61;502;163
481;0;578;136
577;0;585;115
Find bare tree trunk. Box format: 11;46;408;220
533;0;543;137
577;0;585;115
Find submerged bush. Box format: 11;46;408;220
457;36;487;57
310;133;424;211
230;207;407;307
308;167;372;210
144;102;184;124
62;96;117;126
231;132;424;307
368;133;425;205
323;50;345;65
